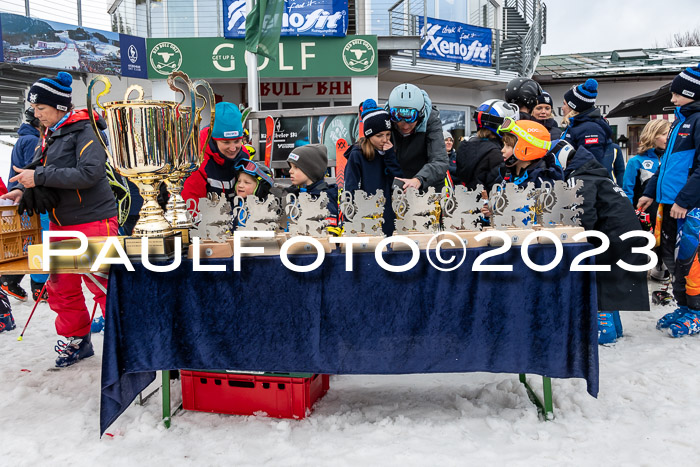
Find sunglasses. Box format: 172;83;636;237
389;107;419;123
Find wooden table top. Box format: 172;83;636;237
0;258;100;275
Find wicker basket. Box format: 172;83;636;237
0;206;41;264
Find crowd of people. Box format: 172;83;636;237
0;61;699;365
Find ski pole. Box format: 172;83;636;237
17;281;49;341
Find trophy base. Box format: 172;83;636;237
187;240;233;259
484;227;536;246
439;231;489;249
534;225;585;243
389;232;435;251
338;234;386;253
173;228;191;244
124;232;181;261
278;234;334;255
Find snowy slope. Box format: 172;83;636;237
0;278;697;466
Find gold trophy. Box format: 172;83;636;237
87;74;196;258
163;73;216;239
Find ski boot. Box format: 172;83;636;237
31;279;48;303
55;334;94;367
91;315;105;333
0;311;15;332
611;311;623;338
668;310;700;338
656;306;688;330
1;279;27;302
598;312;617;344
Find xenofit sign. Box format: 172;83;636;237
224;0;348;38
419;17;492;67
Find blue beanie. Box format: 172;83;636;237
211;102;243;140
27;71;73;111
564;79;598;112
671;62;700;100
361;98;391;137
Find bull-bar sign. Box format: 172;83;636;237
146;35;377;79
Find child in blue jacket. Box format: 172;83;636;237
638;63;700;337
344;99;403;236
622;119;670;203
561;79;625;184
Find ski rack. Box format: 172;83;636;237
247;106;358;173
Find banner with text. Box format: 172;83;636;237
146;36;376;79
224;0;348;39
418;17;492;67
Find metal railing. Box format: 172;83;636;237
388;0;426;37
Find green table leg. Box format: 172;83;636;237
162;370;171;429
519;374;554;421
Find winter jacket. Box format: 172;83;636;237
486;152;564;193
284;179;339;229
562;107;625;183
182;128;250;208
643;101;700;209
343;143;402;236
8;123;40;191
534;117;563;140
622;148;660;204
446;148;460;185
456;136;503;191
390;91;449;190
563;146;648;311
23;110;117;226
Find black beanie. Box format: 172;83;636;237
671;62;700;100
27;71;73;111
287;143;328;182
360;99;391;137
563;79;598;112
536;91;553;107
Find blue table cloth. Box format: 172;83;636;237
101;243;598;434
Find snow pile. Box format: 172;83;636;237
0;278;697;465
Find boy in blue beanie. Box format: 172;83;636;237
638;63;700;337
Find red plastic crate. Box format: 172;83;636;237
181;371;330;419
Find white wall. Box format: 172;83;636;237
541;78;673;138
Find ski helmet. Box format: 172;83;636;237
24;108;40;128
505;78;543;111
474;99;519;133
502;120;551;165
387;83;426;124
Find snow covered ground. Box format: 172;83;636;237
0;275;697;466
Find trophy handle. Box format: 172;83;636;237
166;72;197;167
86;75;113;158
192;79;215;162
124;84;145;101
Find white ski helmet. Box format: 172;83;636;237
387;83;426;124
474;99;519;132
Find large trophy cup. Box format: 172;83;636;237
87;74;196;258
163;73;215;237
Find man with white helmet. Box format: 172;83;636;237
386;84;449;190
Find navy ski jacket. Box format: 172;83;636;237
643;101;700;209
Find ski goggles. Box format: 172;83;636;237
497;118;552;151
389;107;420;123
235;159;274;186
